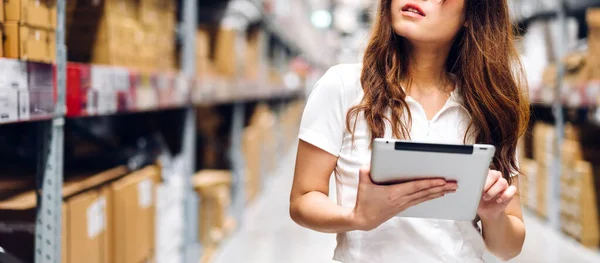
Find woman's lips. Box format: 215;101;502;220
401;3;426;18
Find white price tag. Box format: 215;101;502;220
87;201;100;238
97;197;106;233
138;179;153;208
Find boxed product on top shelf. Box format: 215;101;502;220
3;22;56;62
3;0;56;62
67;0;177;72
192;170;235;258
4;0;56;29
194;25;270;101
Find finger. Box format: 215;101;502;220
407;192;446;208
358;166;373;185
495;185;517;203
396;179;448;195
483;170;501;192
405;182;458;201
484;177;508;201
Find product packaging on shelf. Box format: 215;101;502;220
66;62;92;117
27;62;55;119
130;70;159;111
4;22;55;62
4;0;54;29
0;58;28;123
113;66;134;112
90;65;117;115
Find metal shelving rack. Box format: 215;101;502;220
34;0;66;261
15;0;319;261
181;0;202;262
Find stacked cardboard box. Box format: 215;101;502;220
559;126;600;248
194;27;217;101
242;125;262;202
241;105;279;202
0;165;160;263
68;0;176;71
193;169;235;261
3;0;56;62
587;8;600;80
0;166;128;263
138;0;176;71
532;122;555;218
245;29;267;83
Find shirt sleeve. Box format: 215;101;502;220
298;67;346;157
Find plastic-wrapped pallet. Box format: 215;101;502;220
155;156;186;263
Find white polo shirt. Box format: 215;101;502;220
298;63;486;263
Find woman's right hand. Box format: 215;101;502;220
351;166;458;231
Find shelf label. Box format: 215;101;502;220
138;179;153;208
86;198;106;238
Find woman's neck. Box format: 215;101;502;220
403;41;453;94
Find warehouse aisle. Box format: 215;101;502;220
212;148;600;263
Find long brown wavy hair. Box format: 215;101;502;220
347;0;530;183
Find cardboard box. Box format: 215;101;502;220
193;170;233;247
0;0;4;22
196;28;210;59
110;166;158;263
4;22;55;63
4;0;52;28
65;190;103;263
214;27;243;78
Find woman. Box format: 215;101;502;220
290;0;529;262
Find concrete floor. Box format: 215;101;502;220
212;148;600;263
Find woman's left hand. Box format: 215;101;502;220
477;170;517;221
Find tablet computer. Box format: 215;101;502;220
370;139;496;221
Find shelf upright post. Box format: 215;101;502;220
229;102;246;222
34;0;66;262
181;0;200;261
550;0;567;230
